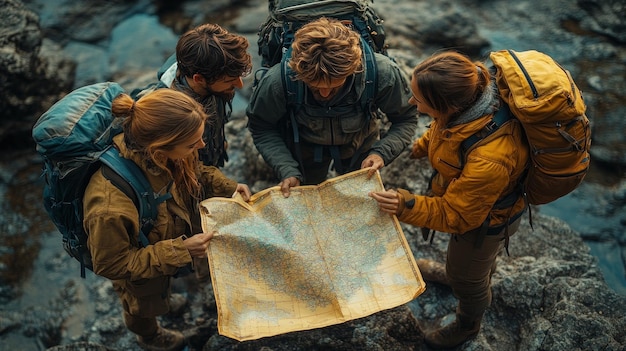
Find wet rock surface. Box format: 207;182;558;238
1;0;625;350
0;0;74;149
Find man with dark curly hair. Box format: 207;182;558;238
136;23;252;168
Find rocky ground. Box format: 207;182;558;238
1;0;625;350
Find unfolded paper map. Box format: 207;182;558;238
199;169;425;341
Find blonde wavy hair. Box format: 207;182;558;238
112;89;207;197
288;17;363;84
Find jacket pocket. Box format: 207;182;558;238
436;156;462;174
339;113;366;134
295;114;325;134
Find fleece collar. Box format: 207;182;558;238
448;82;499;128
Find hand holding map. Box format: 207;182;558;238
199;169;425;341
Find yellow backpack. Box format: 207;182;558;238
489;49;591;205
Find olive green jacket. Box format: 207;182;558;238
247;52;418;181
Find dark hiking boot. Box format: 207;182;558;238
167;293;188;317
424;315;481;349
416;259;448;286
136;327;185;351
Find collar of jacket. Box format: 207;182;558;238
173;74;205;100
447;82;499;128
433;114;497;143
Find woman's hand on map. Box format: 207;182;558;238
234;183;252;201
369;189;400;215
183;231;216;258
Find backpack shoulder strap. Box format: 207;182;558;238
360;36;378;117
459;103;527;253
280;47;306;179
460;102;513;166
98;147;172;247
280;46;304;111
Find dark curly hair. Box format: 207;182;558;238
176;23;252;84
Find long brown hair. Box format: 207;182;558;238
412;51;491;124
111;89;207;196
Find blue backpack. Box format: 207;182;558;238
32;82;171;277
129;53;177;99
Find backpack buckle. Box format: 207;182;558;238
484;120;498;132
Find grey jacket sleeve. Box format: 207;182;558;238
246;66;303;181
369;54;418;164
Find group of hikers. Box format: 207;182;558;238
84;16;529;351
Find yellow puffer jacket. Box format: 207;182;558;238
83;134;237;317
397;114;529;234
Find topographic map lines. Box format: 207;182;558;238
200;169;425;341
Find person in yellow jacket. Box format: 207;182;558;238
369;51;529;349
83;89;251;351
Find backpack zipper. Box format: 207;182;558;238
508;49;538;99
508;49;578;107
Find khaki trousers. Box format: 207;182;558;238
122;310;158;338
445;218;520;319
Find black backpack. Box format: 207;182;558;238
32;82;171;277
257;0;388;68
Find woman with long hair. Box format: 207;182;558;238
83;88;251;351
